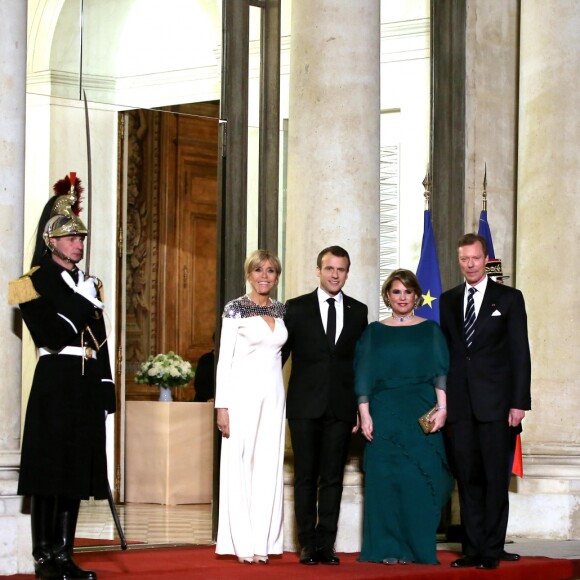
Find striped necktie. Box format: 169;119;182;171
464;287;476;347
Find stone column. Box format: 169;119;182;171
464;0;519;274
510;0;580;539
283;0;380;552
0;0;33;574
285;0;380;312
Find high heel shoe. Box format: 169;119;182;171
382;557;397;565
238;557;253;564
253;555;269;564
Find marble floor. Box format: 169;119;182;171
75;500;580;561
76;500;213;549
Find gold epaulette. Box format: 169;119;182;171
8;267;41;305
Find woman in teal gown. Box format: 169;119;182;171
355;269;454;565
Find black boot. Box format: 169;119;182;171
53;497;97;580
30;495;63;580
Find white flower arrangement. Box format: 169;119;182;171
135;351;194;389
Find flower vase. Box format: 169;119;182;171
158;386;173;402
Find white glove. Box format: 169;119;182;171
60;271;104;310
78;277;98;299
76;270;99;297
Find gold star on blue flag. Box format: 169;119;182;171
415;210;442;323
422;289;437;308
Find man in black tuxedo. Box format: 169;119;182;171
283;246;368;565
440;233;531;570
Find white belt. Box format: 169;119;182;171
39;346;97;360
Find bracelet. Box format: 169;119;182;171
438;405;447;410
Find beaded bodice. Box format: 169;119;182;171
223;294;285;320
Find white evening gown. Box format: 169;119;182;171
215;312;288;558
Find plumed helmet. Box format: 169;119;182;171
42;172;88;249
30;172;88;268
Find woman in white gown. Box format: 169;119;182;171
214;250;287;564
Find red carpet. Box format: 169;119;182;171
7;546;580;579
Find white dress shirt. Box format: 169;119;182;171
464;275;489;320
317;287;344;344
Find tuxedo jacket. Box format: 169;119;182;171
283;290;368;423
439;278;531;424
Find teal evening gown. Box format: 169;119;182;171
354;320;454;564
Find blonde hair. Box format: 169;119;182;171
244;250;282;278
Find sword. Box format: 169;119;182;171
83;90;93;275
106;483;128;550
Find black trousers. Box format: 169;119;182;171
288;410;352;550
450;418;511;560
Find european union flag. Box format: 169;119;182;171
415;210;442;323
478;210;496;259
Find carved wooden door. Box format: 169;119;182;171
158;112;219;401
121;105;219;402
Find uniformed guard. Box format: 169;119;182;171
9;173;116;580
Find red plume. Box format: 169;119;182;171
52;173;84;216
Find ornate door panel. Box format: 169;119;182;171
122;105;219;402
158;113;218;401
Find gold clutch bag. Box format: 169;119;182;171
418;406;438;433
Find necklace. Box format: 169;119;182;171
391;312;414;323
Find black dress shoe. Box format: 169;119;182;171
500;550;520;561
451;556;479;568
299;546;318;565
477;557;499;570
316;547;340;565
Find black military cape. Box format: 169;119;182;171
17;257;115;499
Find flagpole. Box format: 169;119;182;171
422;167;431;211
478;163;495;259
482;162;487;211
